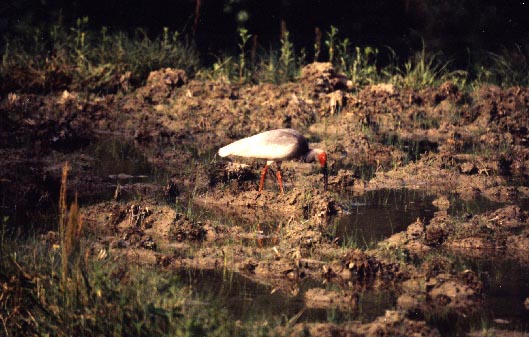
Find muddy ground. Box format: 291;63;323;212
2;63;529;336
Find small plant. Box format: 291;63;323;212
73;16;90;67
314;27;322;62
474;49;529;87
251;27;299;84
237;27;252;83
325;25;339;63
321;25;381;88
298;47;307;68
255;48;279;83
336;36;351;73
58;162;86;299
201;55;236;81
278;28;296;83
349;46;380;87
390;47;467;89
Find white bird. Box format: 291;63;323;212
218;129;328;193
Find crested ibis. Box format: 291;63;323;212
218;128;328;193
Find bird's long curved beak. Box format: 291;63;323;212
322;165;328;191
318;152;328;191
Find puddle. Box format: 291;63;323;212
177;268;395;324
87;138;160;182
182;264;529;336
331;188;526;249
448;192;529;217
330;189;436;248
381;134;438;162
190;189;529;333
447;194;505;217
2;138;167;231
427;253;529;336
80;138;171;202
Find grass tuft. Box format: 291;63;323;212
1;19;199;94
473;49;529;87
389;47;467;89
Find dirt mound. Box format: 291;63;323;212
287;310;440;337
399;269;482;314
299;62;351;93
136;68;187;104
385;204;529;265
304;288;359;311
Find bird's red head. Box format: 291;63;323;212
318;151;328;191
318;151;327;168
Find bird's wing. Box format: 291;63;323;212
218;129;303;160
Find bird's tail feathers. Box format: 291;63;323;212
218;144;232;157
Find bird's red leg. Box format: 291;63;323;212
259;164;269;192
275;162;284;194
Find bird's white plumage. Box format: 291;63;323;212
218;128;328;192
218;129;306;160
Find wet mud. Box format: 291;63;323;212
2;63;529;335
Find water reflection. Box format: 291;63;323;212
330;189;436;248
429;253;529;336
177;268;395;324
88;138;157;181
332;188;526;249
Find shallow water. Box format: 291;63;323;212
381;134;439;163
87;137;166;183
176;254;529;336
82;137;172;203
330;189;437;248
447;194;505;217
177;268;395;324
428;253;529;336
331;188;527;249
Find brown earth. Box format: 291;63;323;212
2;63;529;335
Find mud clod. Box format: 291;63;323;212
400;269;482;314
304;288;359;310
426;271;482;310
287;310;440;337
300;62;350;93
407;218;425;240
137;68;188;104
424;222;449;246
341;249;382;278
328;169;356;190
169;213;208;242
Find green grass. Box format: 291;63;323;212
204;25;300;84
0;238;252;337
388;47;468;89
2;21;528;94
324;26;380;87
1;18;199;94
473;49;529;87
0;216;279;337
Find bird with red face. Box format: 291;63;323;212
218;129;328;193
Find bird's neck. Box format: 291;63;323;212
306;148;326;166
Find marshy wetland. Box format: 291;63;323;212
2;25;529;337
